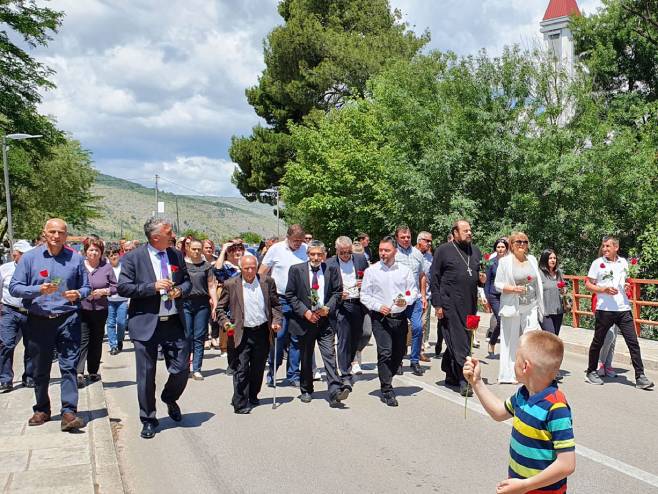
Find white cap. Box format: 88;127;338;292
13;240;33;253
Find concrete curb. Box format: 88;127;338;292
84;382;125;494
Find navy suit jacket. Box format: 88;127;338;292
117;244;191;341
285;261;342;337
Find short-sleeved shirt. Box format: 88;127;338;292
504;384;575;493
587;256;630;311
186;260;212;298
261;241;308;295
395;245;425;296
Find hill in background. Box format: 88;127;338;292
82;174;279;241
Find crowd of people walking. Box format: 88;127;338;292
0;217;654;438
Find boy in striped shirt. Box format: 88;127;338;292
464;331;575;493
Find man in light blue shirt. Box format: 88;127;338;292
10;219;91;431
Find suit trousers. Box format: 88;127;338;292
0;305;32;385
133;317;189;424
587;310;644;379
371;311;408;393
77;309;108;375
232;323;270;410
335;300;365;383
440;308;478;384
25;311;81;414
299;319;342;397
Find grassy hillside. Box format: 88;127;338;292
79;174;278;241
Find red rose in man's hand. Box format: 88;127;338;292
466;315;480;330
600;263;606;269
405;290;411;296
40;270;49;277
171;265;179;272
630;258;638;266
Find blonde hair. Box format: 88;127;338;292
518;331;564;380
509;231;529;254
352;242;364;254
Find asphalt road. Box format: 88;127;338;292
100;331;658;494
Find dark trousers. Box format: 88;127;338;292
487;297;501;345
587;310;645;378
435;319;444;354
133;318;189;424
335;300;365;383
541;313;564;336
25;311;81;414
371;312;408;393
0;305;32;384
299;319;342;397
77;309;108;375
232;324;270;410
440;309;471;383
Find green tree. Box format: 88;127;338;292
180;229;208;241
230;0;429;200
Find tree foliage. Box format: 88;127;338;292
230;0;429;200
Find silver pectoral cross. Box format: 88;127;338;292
467;266;473;277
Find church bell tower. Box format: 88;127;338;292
539;0;581;79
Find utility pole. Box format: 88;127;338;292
275;187;280;238
175;196;180;233
154;174;159;217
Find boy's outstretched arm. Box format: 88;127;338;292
463;356;512;422
496;451;576;494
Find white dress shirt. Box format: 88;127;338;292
146;244;178;316
338;258;359;299
261;240;308;295
360;261;418;314
587;256;631;312
308;264;325;309
0;262;22;308
242;277;268;327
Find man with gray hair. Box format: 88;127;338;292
286;240;346;407
118;217;192;439
326;236;369;388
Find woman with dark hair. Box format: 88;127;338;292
77;236;117;387
538;249;566;336
484;238;508;356
202;239;217;263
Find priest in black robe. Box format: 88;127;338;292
430;220;483;397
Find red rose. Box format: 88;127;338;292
357;270;364;278
484;253;490;261
465;315;480;330
527;275;532;281
557;281;566;289
39;269;49;277
227;328;235;337
630;258;638;266
171;265;179;273
312;282;320;290
600;263;606;269
405;290;411;296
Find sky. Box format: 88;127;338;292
31;0;602;197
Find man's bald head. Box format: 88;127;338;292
240;254;258;283
42;218;68;254
44;218;68;232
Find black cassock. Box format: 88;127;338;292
430;241;482;383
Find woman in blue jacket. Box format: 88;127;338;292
484;238;508;356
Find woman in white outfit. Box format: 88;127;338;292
494;232;544;383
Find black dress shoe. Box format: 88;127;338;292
0;383;13;393
380;392;398;407
140;422;157;439
444;375;460;387
336;387;351;402
300;392;312;403
234;407;251;414
249;398;260;406
109;348;119;356
396;366;403;376
411;363;424;376
22;378;35;388
165;401;182;422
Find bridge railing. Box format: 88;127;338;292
564;275;658;335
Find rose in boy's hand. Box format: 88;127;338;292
462;356;481;386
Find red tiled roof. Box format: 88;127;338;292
543;0;581;20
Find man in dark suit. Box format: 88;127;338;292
117;217;192;439
286;240;347;407
217;255;282;414
326;236;369;389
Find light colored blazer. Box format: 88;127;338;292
494;254;544;319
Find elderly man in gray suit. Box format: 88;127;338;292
217;255;282;414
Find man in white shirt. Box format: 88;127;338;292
584;236;653;389
259;224;308;386
361;236;418;406
0;240;34;392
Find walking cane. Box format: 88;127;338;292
272;333;278;410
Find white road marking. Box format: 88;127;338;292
399;375;658;489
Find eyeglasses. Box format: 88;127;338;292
420;238;432;243
514;240;529;245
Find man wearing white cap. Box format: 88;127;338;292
0;240;34;392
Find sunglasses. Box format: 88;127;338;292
514;240;529;245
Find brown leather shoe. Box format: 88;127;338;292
28;411;51;426
419;353;431;362
61;412;86;432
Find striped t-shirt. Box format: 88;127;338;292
504;384;575;493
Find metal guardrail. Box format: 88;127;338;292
564;275;658;335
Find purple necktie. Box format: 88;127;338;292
157;251;172;310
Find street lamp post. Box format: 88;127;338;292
2;133;42;251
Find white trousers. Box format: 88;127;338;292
499;306;540;383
